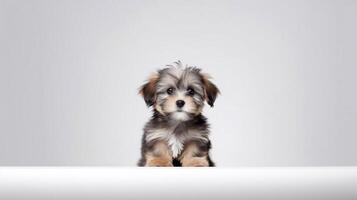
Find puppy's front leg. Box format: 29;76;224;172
179;142;209;167
145;141;173;167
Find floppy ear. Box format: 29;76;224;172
139;73;159;107
201;73;220;107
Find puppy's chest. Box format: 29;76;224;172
166;133;184;158
146;128;201;158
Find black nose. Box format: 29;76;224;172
176;100;185;108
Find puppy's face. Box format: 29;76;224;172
140;65;219;121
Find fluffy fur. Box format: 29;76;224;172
138;61;219;167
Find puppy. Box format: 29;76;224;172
137;61;219;167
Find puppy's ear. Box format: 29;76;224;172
201;73;220;107
139;73;159;107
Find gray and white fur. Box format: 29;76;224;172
138;61;219;167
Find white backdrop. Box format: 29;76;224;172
0;0;356;166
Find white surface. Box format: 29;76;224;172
0;167;357;200
1;0;357;166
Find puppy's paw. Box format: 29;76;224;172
182;157;209;167
146;158;173;167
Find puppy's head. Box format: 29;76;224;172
139;62;219;121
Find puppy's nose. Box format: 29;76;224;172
176;100;185;108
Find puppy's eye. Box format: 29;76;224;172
187;87;195;96
167;87;174;95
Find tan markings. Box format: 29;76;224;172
182;95;199;114
179;143;209;167
194;104;203;115
139;73;159;106
155;104;165;115
200;72;219;107
145;141;173;167
163;95;178;113
182;157;209;167
146;157;173;167
139;73;159;96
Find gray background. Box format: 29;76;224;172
0;0;356;166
